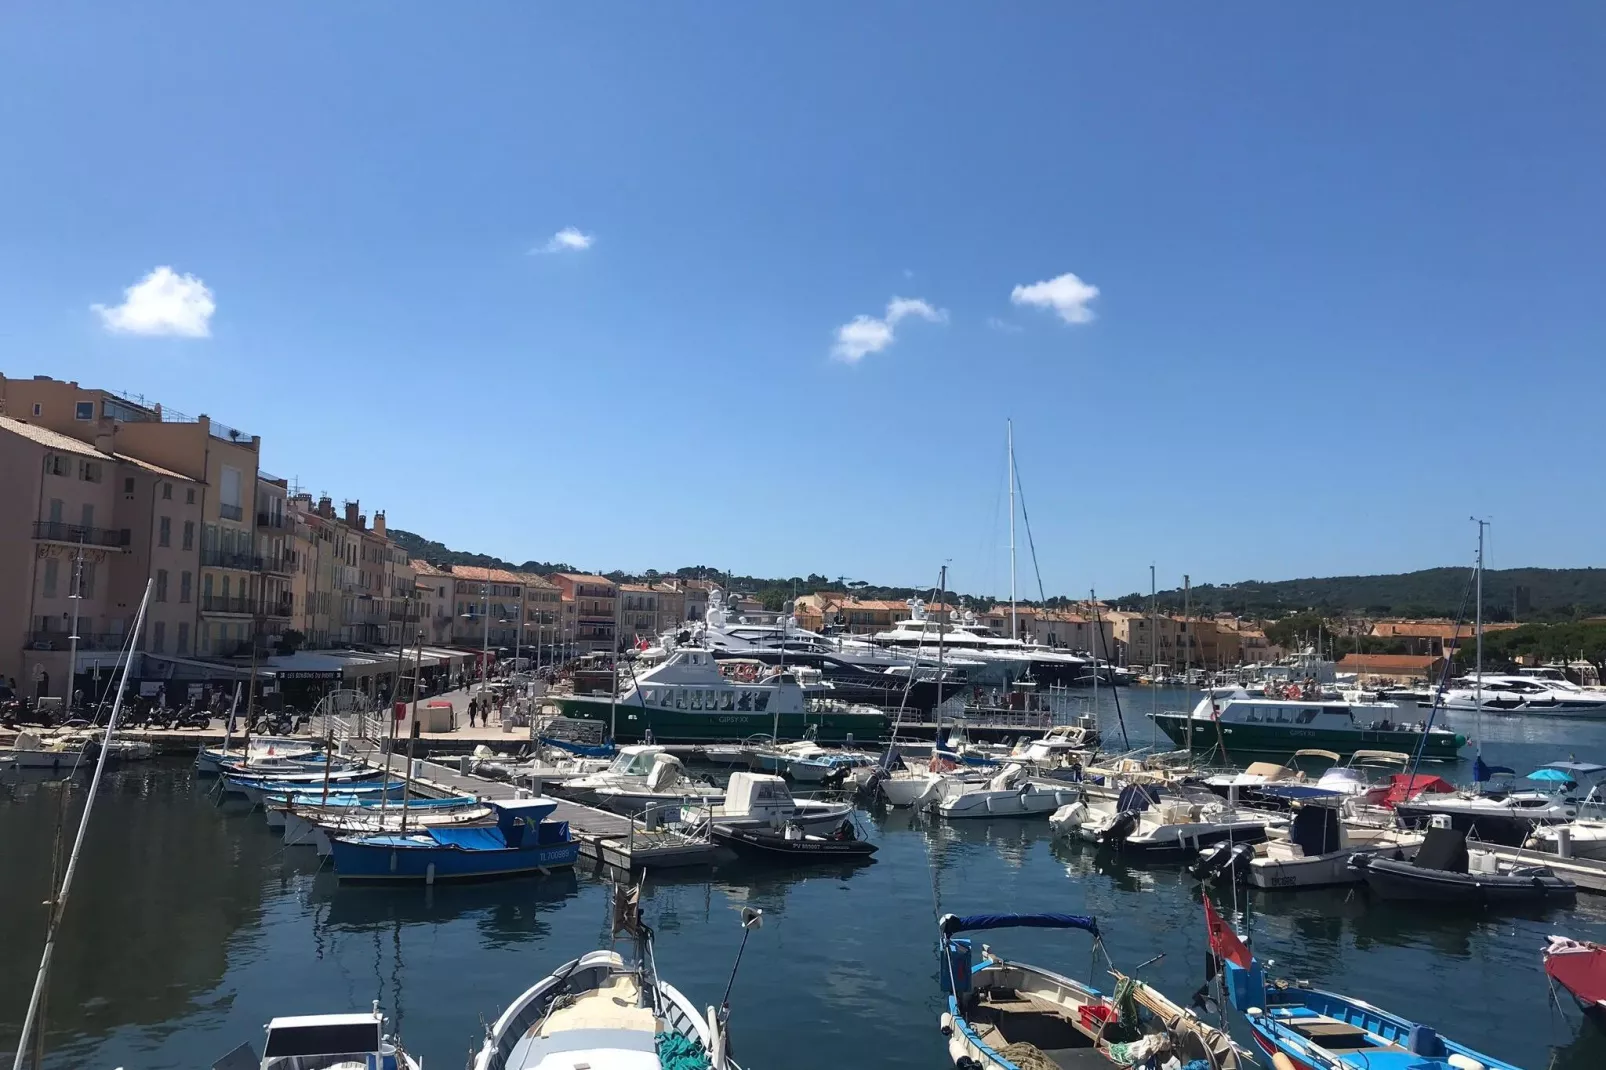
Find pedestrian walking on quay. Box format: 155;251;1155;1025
468;697;478;728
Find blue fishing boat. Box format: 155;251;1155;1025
328;798;578;882
1222;957;1521;1070
937;912;1246;1069
222;766;382;803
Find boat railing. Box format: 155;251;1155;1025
628;801;714;854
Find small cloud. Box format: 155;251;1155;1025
92;266;215;338
902;267;915;279
831;295;947;363
987;316;1023;334
535;227;594;254
1010;271;1099;325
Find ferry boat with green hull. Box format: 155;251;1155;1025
553;648;888;744
1150;687;1466;760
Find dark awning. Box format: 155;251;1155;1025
939;912;1099;938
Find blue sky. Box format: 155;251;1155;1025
3;5;1601;599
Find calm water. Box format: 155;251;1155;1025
4;689;1606;1070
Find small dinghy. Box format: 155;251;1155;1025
937;912;1246;1070
471;884;756;1070
712;818;878;862
1544;935;1606;1016
211;1001;419;1070
1351;824;1577;905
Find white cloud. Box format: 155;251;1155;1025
986;316;1023;334
831;295;948;363
92;266;215;338
536;227;594;253
1010;271;1100;325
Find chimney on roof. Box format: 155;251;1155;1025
345;501;359;527
373;511;386;537
317;495;333;519
93;418;115;455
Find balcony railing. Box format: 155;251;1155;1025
388;606;419;622
263;595;293;619
201;548;263;571
201;595;255;615
28;631;128;652
32;522;131;549
262;553;295;574
256;511;285;529
219;503;244;522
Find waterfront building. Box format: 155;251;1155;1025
1336;652;1446;685
549;573;617;654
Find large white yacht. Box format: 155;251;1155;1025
871;600;1089;684
1439;674;1606;717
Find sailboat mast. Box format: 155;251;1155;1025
1184;574;1193;753
937;565;948;738
1474;518;1486;755
12;578;153;1070
1008;420;1017;642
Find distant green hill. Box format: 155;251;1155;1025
390;529;572;575
1114;567;1606;622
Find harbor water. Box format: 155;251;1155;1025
4;689;1606;1069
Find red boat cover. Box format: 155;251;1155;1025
1382;773;1453;809
1545;937;1606;1009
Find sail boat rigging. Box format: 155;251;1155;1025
12;578;154;1070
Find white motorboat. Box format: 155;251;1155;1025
1223;803;1424;890
1526;812;1606;861
757;740;878;783
872;602;1089;685
930;762;1079;819
213;1002;419;1070
7;730;152;769
683;771;853;833
1440;673;1606;717
1394;760;1606;847
196;735;319;776
1055;782;1286;859
557;745;724;814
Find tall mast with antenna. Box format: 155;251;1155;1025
1473;517;1487;758
1008;420;1017;642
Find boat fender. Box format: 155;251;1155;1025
939;1011;954;1037
1346;852;1371;872
1270;1052;1299;1070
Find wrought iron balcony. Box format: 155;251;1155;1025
256;511;285;529
27;631;127;652
32;522;131;549
201;594;255;615
219;503;244;522
201;548;263;571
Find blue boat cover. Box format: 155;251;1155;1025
539;736;616;758
940;912;1099;937
1472;757;1514;782
428;827;508;851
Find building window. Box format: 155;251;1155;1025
78;460;102;483
203;573;213;599
81;561;95;599
75;401;94;420
48;498;63;524
199;622;211;654
46;455;69;477
186;488;196;505
177;622;190;655
123;476;135;493
159;516;171;547
80;503;94;530
42;558;58;598
162;482;172;500
32;402;41;416
155;569;169;601
183;520;194;550
152;621;166;654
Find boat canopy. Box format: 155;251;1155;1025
1382;773;1453;809
1542;761;1606;776
939;912;1099;938
1472;757;1515;782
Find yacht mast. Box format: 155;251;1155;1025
1008;420;1018;642
937;566;948;739
13;578;153;1070
1184;574;1193;754
1473;517;1487;756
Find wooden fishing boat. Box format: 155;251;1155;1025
937;912;1246;1069
328;797;577;882
1543;935;1606;1016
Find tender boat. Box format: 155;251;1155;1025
931;762;1080;820
1149;687;1465;759
1056;783;1285;860
1544;936;1606;1016
1351;824;1577;905
1222;956;1522;1070
938;912;1245;1070
712;819;878;862
283;796;493;852
211;1002;418;1070
1205;803;1423;891
682;771;854;834
196;735;319;776
557;744;725;814
1393;761;1606;847
328;797;579;882
470;886;755;1070
222;764;380;803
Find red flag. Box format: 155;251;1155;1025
1203;897;1251;969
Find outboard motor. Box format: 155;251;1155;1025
1191;841;1255;884
1100;809;1140;845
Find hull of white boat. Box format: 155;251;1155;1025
877;773;941;808
1249;841;1420;890
711;804;854;835
1527;825;1606;861
9;747;85;769
936;784;1079;819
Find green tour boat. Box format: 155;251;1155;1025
552;647;888;744
1149;687;1466;760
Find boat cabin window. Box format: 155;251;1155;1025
705;689;716;709
264;1024;381;1060
690;689;703;710
1244;707;1262;723
719;691;734;711
1296;708;1319;724
737;690;752;711
675;689;688;709
643;688;656;705
754;692;770;712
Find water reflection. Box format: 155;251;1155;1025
309;869;580;945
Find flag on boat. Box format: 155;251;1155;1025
1203;898;1251;969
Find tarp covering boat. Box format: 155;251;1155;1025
938;912;1099;937
1382;773;1453;809
1544;936;1606;1011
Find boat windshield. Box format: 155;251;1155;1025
608;751;660;776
